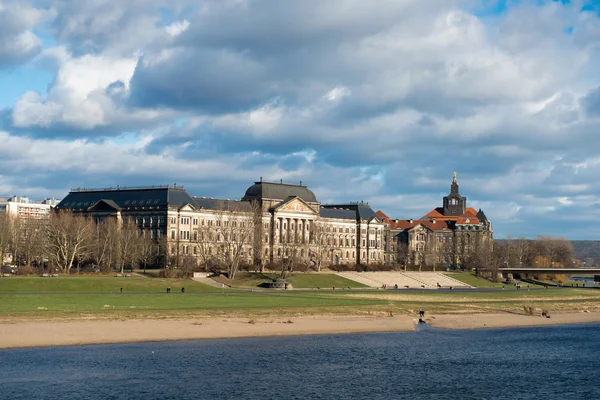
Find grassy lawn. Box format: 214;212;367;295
0;276;216;293
213;272;367;289
1;275;598;320
0;292;386;315
444;272;547;289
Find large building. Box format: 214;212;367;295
55;181;386;268
378;173;493;268
0;196;59;219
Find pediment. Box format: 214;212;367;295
178;203;195;211
89;199;121;211
275;197;316;213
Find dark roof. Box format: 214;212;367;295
193;197;253;212
242;181;317;203
476;208;489;223
320;204;380;222
319;207;357;220
55;186;195;210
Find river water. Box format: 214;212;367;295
1;324;599;400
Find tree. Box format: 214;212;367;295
46;211;94;273
193;216;218;271
396;242;410;272
138;234;156;273
0;213;14;267
213;201;255;280
91;218;119;273
308;221;327;272
116;217;141;274
16;217;47;269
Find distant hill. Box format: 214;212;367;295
495;239;600;266
571;241;600;265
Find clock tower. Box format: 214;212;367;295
442;172;466;216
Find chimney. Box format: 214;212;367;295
409;219;413;223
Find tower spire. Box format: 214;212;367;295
452;171;457;185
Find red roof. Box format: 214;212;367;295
376;210;390;221
456;216;480;225
390;219;451;232
465;208;478;216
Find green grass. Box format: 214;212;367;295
443;272;545;289
0;292;386;314
0;276;215;293
213;272;367;289
443;272;506;288
1;275;598;319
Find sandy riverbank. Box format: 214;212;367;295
1;312;599;350
425;311;600;330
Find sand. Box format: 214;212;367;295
425;311;600;330
1;312;599;350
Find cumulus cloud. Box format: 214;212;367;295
10;47;175;132
0;1;45;67
3;0;600;239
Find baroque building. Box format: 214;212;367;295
378;173;493;269
55;180;386;268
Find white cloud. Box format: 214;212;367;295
165;20;190;37
0;0;46;66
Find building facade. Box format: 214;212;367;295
55;181;386;268
378;173;493;269
0;196;58;219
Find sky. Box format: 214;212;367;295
0;0;600;239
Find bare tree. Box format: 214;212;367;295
308;221;327;272
550;237;574;267
396;242;410;272
138;234;156;273
512;237;529;267
116;217;141;274
214;201;255;280
46;211;94;273
16;217;47;269
0;213;14;267
192;216;218;271
91;218;119;272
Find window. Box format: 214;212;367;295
181;217;190;225
170;230;175;240
300;249;305;257
193;218;198;225
170;217;176;224
193;231;198;241
180;231;190;240
194;246;198;255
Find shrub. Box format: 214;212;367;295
15;266;36;275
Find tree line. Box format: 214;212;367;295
390;235;576;272
0;211;158;274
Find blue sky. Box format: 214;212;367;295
1;0;600;239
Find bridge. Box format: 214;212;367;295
497;268;600;275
